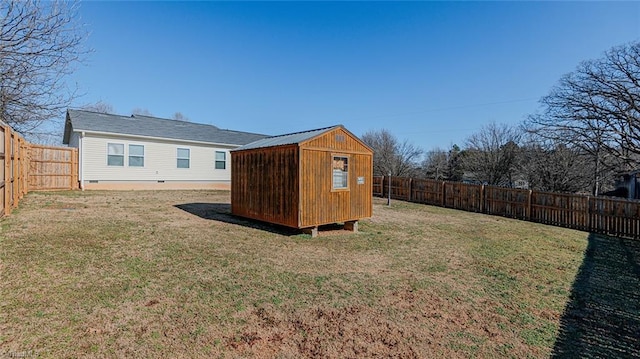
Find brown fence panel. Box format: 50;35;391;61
530;191;590;231
373;176;383;197
373;174;640;240
28;145;79;190
589;197;640;239
412;178;444;206
389;177;411;201
444;181;483;212
484;186;530;220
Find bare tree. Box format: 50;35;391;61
0;1;89;135
525;41;640;193
82;101;114;114
519;140;595;193
172;112;190;122
361;129;423;177
462;122;521;186
422;148;449;180
132;108;154;117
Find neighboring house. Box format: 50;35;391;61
606;170;640;200
63;109;267;190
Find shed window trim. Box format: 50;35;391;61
215;151;226;170
107;143;124;166
128;144;144;167
332;155;349;190
177;147;190;169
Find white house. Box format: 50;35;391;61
63;109;267;190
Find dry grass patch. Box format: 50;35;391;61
0;190;594;357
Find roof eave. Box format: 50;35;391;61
69;128;243;148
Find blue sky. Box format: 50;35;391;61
69;1;640;150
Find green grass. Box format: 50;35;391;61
0;190;594;358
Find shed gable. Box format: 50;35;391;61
301;127;371;154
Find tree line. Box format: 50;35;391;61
363;41;640;195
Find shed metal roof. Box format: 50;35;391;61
63;109;268;146
233;125;342;151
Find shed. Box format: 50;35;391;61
231;125;373;236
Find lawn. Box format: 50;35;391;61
0;190;624;358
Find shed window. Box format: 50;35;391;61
177;148;190;168
332;156;349;189
107;143;124;166
128;144;144;167
215;151;226;170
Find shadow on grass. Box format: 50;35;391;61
175;203;347;237
552;233;640;358
174;203;299;236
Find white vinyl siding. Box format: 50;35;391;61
107;143;124;166
215;151;226;170
128;144;144;167
80;134;234;183
177;148;190;168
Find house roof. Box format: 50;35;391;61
63;109;268;146
232;125;342;151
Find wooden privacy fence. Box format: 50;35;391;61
0;123;29;217
28;145;78;191
374;176;640;240
0;121;79;217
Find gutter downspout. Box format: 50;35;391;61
80;131;85;190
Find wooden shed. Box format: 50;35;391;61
231;125;373;236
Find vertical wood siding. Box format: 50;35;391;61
299;150;372;227
231;145;300;228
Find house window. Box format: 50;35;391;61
332;156;348;189
129;144;144;167
215;151;226;169
107;143;124;166
177;148;190;168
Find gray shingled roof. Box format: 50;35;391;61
63;109;268;145
232;125;342;151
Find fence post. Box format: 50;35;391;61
24;143;30;193
480;184;486;214
408;177;413;202
71;148;79;189
587;196;592;233
12;132;18;208
441;181;446;207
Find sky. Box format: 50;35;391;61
68;1;640;151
